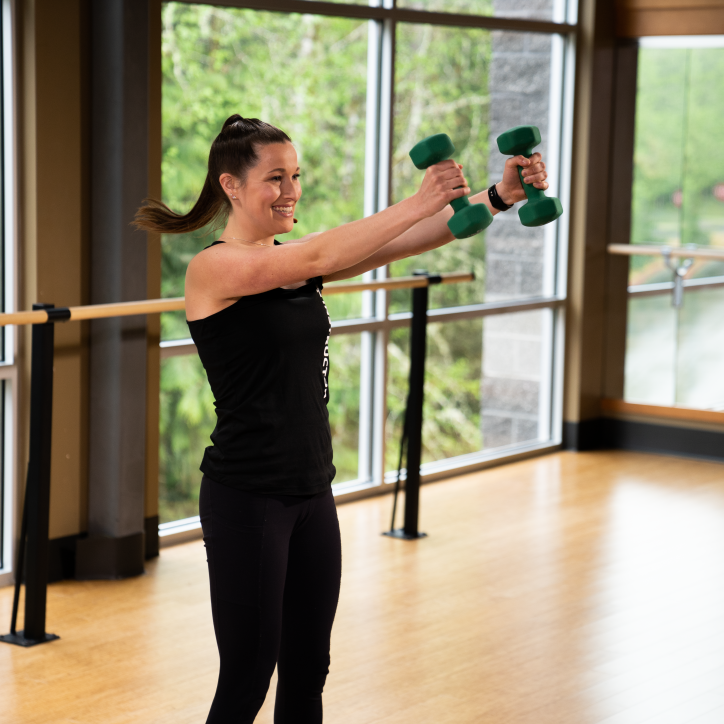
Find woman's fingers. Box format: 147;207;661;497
520;152;545;182
429;162;467;190
416;159;471;216
522;157;547;185
434;163;466;181
523;170;547;184
431;159;458;172
449;185;470;198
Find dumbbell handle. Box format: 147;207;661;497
450;188;470;213
518;166;547;202
515;148;547;202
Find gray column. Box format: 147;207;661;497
76;0;149;579
482;2;553;449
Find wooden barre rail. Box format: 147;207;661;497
0;271;475;327
608;243;724;260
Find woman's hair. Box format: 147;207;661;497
134;115;292;234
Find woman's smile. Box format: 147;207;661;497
272;204;294;218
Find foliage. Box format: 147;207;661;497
160;3;369;327
398;0;493;14
159;3;373;521
390;23;491;313
327;335;361;480
386;319;483;472
159;354;215;522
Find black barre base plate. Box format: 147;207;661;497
0;631;59;647
382;528;428;541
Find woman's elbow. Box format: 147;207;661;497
303;243;336;278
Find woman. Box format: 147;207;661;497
135;115;548;723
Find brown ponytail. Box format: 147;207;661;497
134;114;292;234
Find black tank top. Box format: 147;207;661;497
187;240;335;495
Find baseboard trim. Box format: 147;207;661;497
145;515;160;559
564;417;724;462
75;532;145;580
606;418;724;462
48;534;81;582
562;419;605;451
1;516;160;587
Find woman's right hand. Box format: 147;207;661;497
413;160;470;218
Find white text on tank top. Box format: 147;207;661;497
316;287;331;399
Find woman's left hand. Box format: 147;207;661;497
496;152;548;206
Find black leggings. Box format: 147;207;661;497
199;476;342;724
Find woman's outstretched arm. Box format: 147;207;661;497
324;153;548;283
186;160;469;304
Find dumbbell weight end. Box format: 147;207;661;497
447;198;493;239
516;167;563;228
450;194;470;213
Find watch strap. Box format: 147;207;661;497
488;183;513;212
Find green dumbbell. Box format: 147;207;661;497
409;133;493;239
496;125;563;227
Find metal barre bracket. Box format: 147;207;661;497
661;246;695;309
45;307;71;323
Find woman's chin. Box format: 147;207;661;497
275;219;295;234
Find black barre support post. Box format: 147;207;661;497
384;270;442;541
1;303;68;647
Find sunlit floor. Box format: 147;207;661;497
2;450;724;724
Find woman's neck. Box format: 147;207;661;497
220;219;275;246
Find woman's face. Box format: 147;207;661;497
226;142;302;237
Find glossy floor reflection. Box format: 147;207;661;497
1;451;724;723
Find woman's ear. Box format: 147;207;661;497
219;172;239;199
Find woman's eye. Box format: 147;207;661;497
270;176;282;182
293;174;301;180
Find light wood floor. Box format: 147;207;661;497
2;450;724;724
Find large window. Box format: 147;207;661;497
158;0;575;526
625;36;724;409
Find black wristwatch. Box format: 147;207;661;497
488;183;514;212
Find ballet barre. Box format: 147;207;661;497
0;272;475;327
608;243;724;308
1;269;474;647
608;243;724;260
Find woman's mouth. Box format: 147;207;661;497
272;205;294;218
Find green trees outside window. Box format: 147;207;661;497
159;4;369;522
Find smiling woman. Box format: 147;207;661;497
133;108;518;722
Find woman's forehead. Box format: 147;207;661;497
257;142;298;169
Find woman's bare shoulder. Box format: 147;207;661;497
187;241;246;277
185;244;249;304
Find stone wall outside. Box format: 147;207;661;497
482;4;554;448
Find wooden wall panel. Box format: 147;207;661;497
19;0;90;541
564;0;617;425
617;1;724;36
